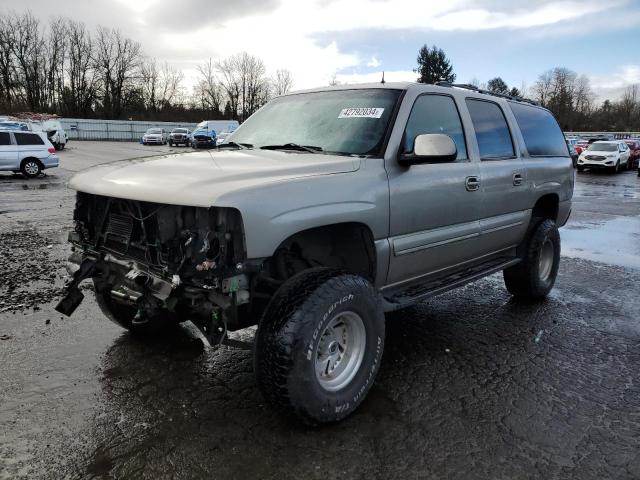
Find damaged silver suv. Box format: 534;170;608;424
57;82;573;425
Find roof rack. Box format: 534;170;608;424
435;81;539;106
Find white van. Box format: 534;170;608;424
0;130;59;177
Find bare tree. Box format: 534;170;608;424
94;26;142;118
64;19;99;116
272;68;293;96
216;56;241;119
9;11;46;111
194;58;224;115
0;15;17;109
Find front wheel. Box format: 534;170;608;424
504;219;560;299
613;161;620;173
577;166;584;172
93;281;179;337
255;269;385;425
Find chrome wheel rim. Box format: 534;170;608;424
315;311;366;392
24;162;39;175
539;238;554;282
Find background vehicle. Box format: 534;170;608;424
58;83;573;425
191;120;239;149
575;140;589;154
623;139;640;169
567;140;578;167
0;116;68;150
0;129;59;177
142;128;167;145
577;141;630;172
169;128;190;147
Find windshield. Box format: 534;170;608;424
196;122;207;129
588;143;617;152
172;128;187;133
230;88;402;156
147;128;162;134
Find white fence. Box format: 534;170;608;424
59;118;239;142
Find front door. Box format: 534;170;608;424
386;93;482;286
0;131;17;170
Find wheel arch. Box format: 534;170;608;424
531;193;559;222
268;222;378;283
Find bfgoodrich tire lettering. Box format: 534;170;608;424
255;269;385;425
503;218;561;299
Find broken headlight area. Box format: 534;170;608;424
58;192;253;340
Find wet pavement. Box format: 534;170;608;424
1;143;639;479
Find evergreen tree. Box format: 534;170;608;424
415;45;455;84
487;77;509;94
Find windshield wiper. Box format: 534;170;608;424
260;143;322;153
217;142;253;150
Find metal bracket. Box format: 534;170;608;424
55;258;98;316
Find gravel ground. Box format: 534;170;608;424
0;142;639;479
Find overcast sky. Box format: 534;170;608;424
7;0;640;99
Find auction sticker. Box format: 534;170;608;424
338;107;384;119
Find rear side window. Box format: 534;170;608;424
509;102;568;157
0;132;11;145
14;132;44;146
403;94;467;160
465;99;515;159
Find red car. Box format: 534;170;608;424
575;141;589;154
624;139;640;169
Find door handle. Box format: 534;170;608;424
465;176;480;192
513;173;524;186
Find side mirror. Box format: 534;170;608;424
399;133;457;165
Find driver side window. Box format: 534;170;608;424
403;94;467;160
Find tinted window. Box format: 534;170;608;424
14;132;44;146
509;102;568;157
0;132;11;145
403;94;467;160
466;99;514;159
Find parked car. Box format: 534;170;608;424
566;140;578;167
191;121;218;149
57;82;573;425
168;128;191;147
40;119;68;150
142;128;167;145
0;129;59;177
623;139;640;169
577;141;630;173
575;140;589;154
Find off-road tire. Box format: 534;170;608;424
255;268;385;425
504;219;560;299
20;158;42;178
93;280;178;337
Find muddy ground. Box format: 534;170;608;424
1;142;639;479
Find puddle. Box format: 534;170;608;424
562;215;640;269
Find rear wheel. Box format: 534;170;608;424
504;219;560;299
255;269;385;425
20;158;42;178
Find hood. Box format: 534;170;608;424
192;128;212;136
69;149;361;207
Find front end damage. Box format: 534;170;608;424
56;192;257;344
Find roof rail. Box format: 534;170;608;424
434;81;539;106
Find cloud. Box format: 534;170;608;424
367;56;381;68
8;0;637;93
589;65;640;100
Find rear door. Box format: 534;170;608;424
14;132;47;161
386;93;482;285
0;131;17;170
466;98;530;254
